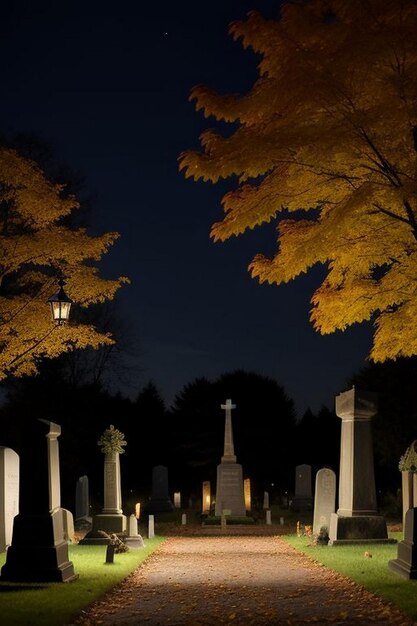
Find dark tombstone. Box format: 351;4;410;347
389;507;417;579
143;466;173;514
1;419;77;582
105;543;115;564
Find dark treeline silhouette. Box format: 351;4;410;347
2;359;417;513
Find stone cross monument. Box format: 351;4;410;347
215;399;246;517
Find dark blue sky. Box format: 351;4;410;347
0;1;373;415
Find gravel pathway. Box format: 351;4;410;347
76;536;415;626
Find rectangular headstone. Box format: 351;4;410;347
290;464;313;511
75;475;89;520
263;491;270;510
174;492;181;508
244;478;251;512
0;448;19;553
148;514;155;539
313;468;336;535
202;481;211;514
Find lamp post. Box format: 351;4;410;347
47;279;73;325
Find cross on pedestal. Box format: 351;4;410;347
221;398;237;463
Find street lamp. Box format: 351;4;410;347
48;278;73;325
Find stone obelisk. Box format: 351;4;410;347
215;399;246;517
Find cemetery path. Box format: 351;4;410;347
75;536;415;626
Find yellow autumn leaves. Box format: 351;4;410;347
180;0;417;362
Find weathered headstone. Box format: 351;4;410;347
181;513;187;525
0;447;19;553
244;478;251;512
389;507;417;579
399;441;417;527
215;399;246;517
202;481;211;514
266;510;272;525
313;468;336;535
329;387;391;545
263;491;270;510
1;420;76;582
174;492;181;509
135;502;141;519
81;425;127;544
143;466;173;514
61;508;75;543
291;464;313;511
75;475;90;523
125;514;145;549
148;514;155;539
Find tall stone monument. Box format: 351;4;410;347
0;447;19;553
215;399;246;517
1;420;76;582
81;425;127;544
329;387;390;544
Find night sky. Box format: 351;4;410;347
0;1;373;415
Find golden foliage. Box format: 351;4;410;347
179;0;417;361
0;147;128;380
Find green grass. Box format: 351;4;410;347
283;532;417;620
0;537;164;626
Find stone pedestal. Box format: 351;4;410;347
215;463;246;516
389;508;417;579
80;450;126;544
329;388;390;545
1;420;76;582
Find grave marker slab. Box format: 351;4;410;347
0;447;19;553
313;468;336;535
143;466;173;514
291;464;313;511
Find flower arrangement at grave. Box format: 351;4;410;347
399;440;417;473
97;425;127;455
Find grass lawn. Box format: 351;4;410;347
284;532;417;620
0;537;164;626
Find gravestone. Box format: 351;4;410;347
1;420;76;582
80;426;127;544
313;468;336;535
329;387;391;545
174;492;181;508
75;475;91;526
399;441;417;527
61;508;75;543
143;466;173;514
266;510;272;525
263;491;270;510
389;507;417;579
125;514;145;549
215;399;246;517
291;464;313;511
244;478;251;512
202;481;211;514
0;447;19;553
148;514;155;539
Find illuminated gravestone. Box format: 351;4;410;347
398;441;417;527
125;514;145;549
215;399;246;517
291;464;313;511
1;420;76;582
202;481;211;514
329;387;390;544
313;468;336;535
0;447;19;553
81;425;127;544
244;478;251;512
144;466;173;514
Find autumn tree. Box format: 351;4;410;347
180;0;417;362
0;146;128;379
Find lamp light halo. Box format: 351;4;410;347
48;278;73;325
